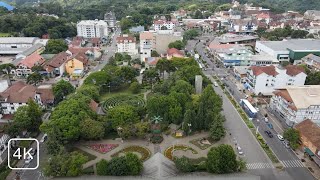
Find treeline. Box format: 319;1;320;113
257;26;309;41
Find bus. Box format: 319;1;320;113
240;99;257;118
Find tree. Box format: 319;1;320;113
80;119;105;140
182;109;196;134
120;17;134;31
53;80;75;104
97;159;108;175
206;144;238;174
142;68;160;86
27;72;43;86
194;10;203;19
31;65;44;72
151;50;160;57
291;30;308;39
156;59;170;79
183;29;199;41
170;80;194;95
116;66;137;83
209;113;225;141
283;128;300;150
129;82;141;94
174;156;195;172
106;156;129;176
44;39;68;54
107;105;139;129
125;153;143;175
77;85;100;102
168;40;185;50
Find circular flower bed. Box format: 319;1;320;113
102;95;145;112
164;145;198;160
111;145;151;161
86;144;119;154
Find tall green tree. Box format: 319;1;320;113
168;40;185;50
53;80;75;104
107;105;139;129
80;119;105;140
97;159;108;175
125;153;143;175
209;113;225;141
27;72;43;86
283;128;300;150
44;39;68;54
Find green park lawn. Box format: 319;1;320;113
0;33;10;37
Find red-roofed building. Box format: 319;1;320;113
43;52;71;77
256;12;271;24
65;53;89;79
116;34;138;55
166;48;184;60
246;65;306;95
153;20;176;31
14;52;45;77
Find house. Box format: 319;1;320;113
145;57;161;68
246;65;306;95
116;34;138;55
65;53;89;79
166;48;184;60
104;11;116;28
0;81;54;115
172;9;187;19
153;20;176;31
68;47;101;60
295;119;320;167
43;52;71;77
301;54;320;71
77;20;108;38
12;52;45;77
256;12;271;24
304;10;320;21
269;21;282;30
231;19;258;32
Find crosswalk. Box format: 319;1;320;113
246;163;273;169
281;160;305;168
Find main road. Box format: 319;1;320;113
187;36;315;180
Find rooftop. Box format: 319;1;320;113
257;39;320;51
250;65;305;76
218;33;258;44
0;37;39;44
302;54;320;63
167;48;184;56
295;119;320;147
17;43;44;57
18;52;45;68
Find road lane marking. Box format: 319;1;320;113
246;162;273;169
281;160;305;168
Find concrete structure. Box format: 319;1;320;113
104;11;116;28
0;81;54;115
195;75;203;94
246;65;306;95
212;33;258;46
304;10;320;20
116;34;138;55
300;54;320;71
270;85;320;126
77;20;108;38
255;39;320;62
140;31;154;63
153;20;176;31
0;37;41;55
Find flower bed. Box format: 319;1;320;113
86;144;119;154
111;146;151;161
164;145;198;160
101;95;145;112
190;138;213;150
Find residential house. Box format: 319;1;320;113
12;52;45;77
246;65;306;95
140;31;154;63
231;19;258;32
172;9;187;19
295;119;320;167
153;20;176;31
166;48;184;60
68;47;101;60
145;57;161;68
65;53;89;79
269;21;282;30
256;12;271;24
116;34;138;55
43;52;71;77
0;81;54;115
270;85;320;126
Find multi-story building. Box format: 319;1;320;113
153;20;176;31
116;34;138;55
104;11;116;28
245;65;306;95
12;52;45;77
0;81;54;115
77;20;108;38
270;85;320;126
140;31;154;62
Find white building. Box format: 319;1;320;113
104;11;116;28
0;37;42;55
140;31;154;62
153;20;176;31
116;34;138;55
245;65;307;95
270;85;320;126
77;20;108;38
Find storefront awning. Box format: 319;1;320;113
304;147;315;156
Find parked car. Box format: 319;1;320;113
30;149;37;156
267;123;273;129
40;134;48;143
25;156;33;164
264;117;269;123
214;82;218;87
265;130;273;138
237;146;244;155
283;140;290;148
277;134;284;141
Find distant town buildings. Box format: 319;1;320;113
104;11;117;29
76;20;108;38
153;20;176;31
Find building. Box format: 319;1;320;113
246;65;306;95
0;81;54;115
15;43;45;60
104;11;116;28
270;85;320;126
116;34;138;55
300;54;320;71
255;39;320;62
304;10;320;21
43;52;71;77
295;119;320;167
166;48;184;60
65;53;89;79
140;31;154;63
233;66;249;81
153;20;176;31
76;20;108;38
145;57;161;68
0;37;40;55
129;26;145;33
213;33;258;46
12;52;45;77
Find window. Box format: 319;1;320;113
265;84;268;86
11;107;14;110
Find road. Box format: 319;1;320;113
188;36;315;180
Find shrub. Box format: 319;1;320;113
129;82;141;94
174;156;195;172
97;159;108;175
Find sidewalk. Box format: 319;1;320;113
295;149;320;179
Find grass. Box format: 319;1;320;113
164;145;198;160
100;88;132;101
0;33;10;37
111;146;151;161
69;147;97;162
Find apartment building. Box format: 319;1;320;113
270;85;320;126
77;20;108;38
153;20;176;31
140;31;154;63
245;65;306;95
116;34;138;55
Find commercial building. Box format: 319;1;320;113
213;33;258;45
270;85;320;126
116;34;138;55
77;20;108;38
0;37;43;55
246;65;306;95
255;39;320;62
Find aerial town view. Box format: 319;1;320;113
0;0;320;180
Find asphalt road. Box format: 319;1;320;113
189;36;315;180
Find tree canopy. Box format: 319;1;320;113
53;80;75;104
283;128;300;150
44;39;68;54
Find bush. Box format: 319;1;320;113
174;156;195;172
97;159;108;175
129;82;141;94
150;135;163;144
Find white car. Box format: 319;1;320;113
264;118;269;123
277;134;284;141
25;156;33;164
40;134;48;143
237;146;244;155
214;82;218;87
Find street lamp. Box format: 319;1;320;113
117;126;123;143
187;123;192;135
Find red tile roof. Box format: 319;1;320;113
43;52;70;72
19;52;45;69
295;119;320;150
72;53;89;65
285;65;305;76
36;88;54;104
167;48;184;56
250;65;278;76
209;43;236;50
89;99;99;112
273;89;293;103
116;35;136;43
